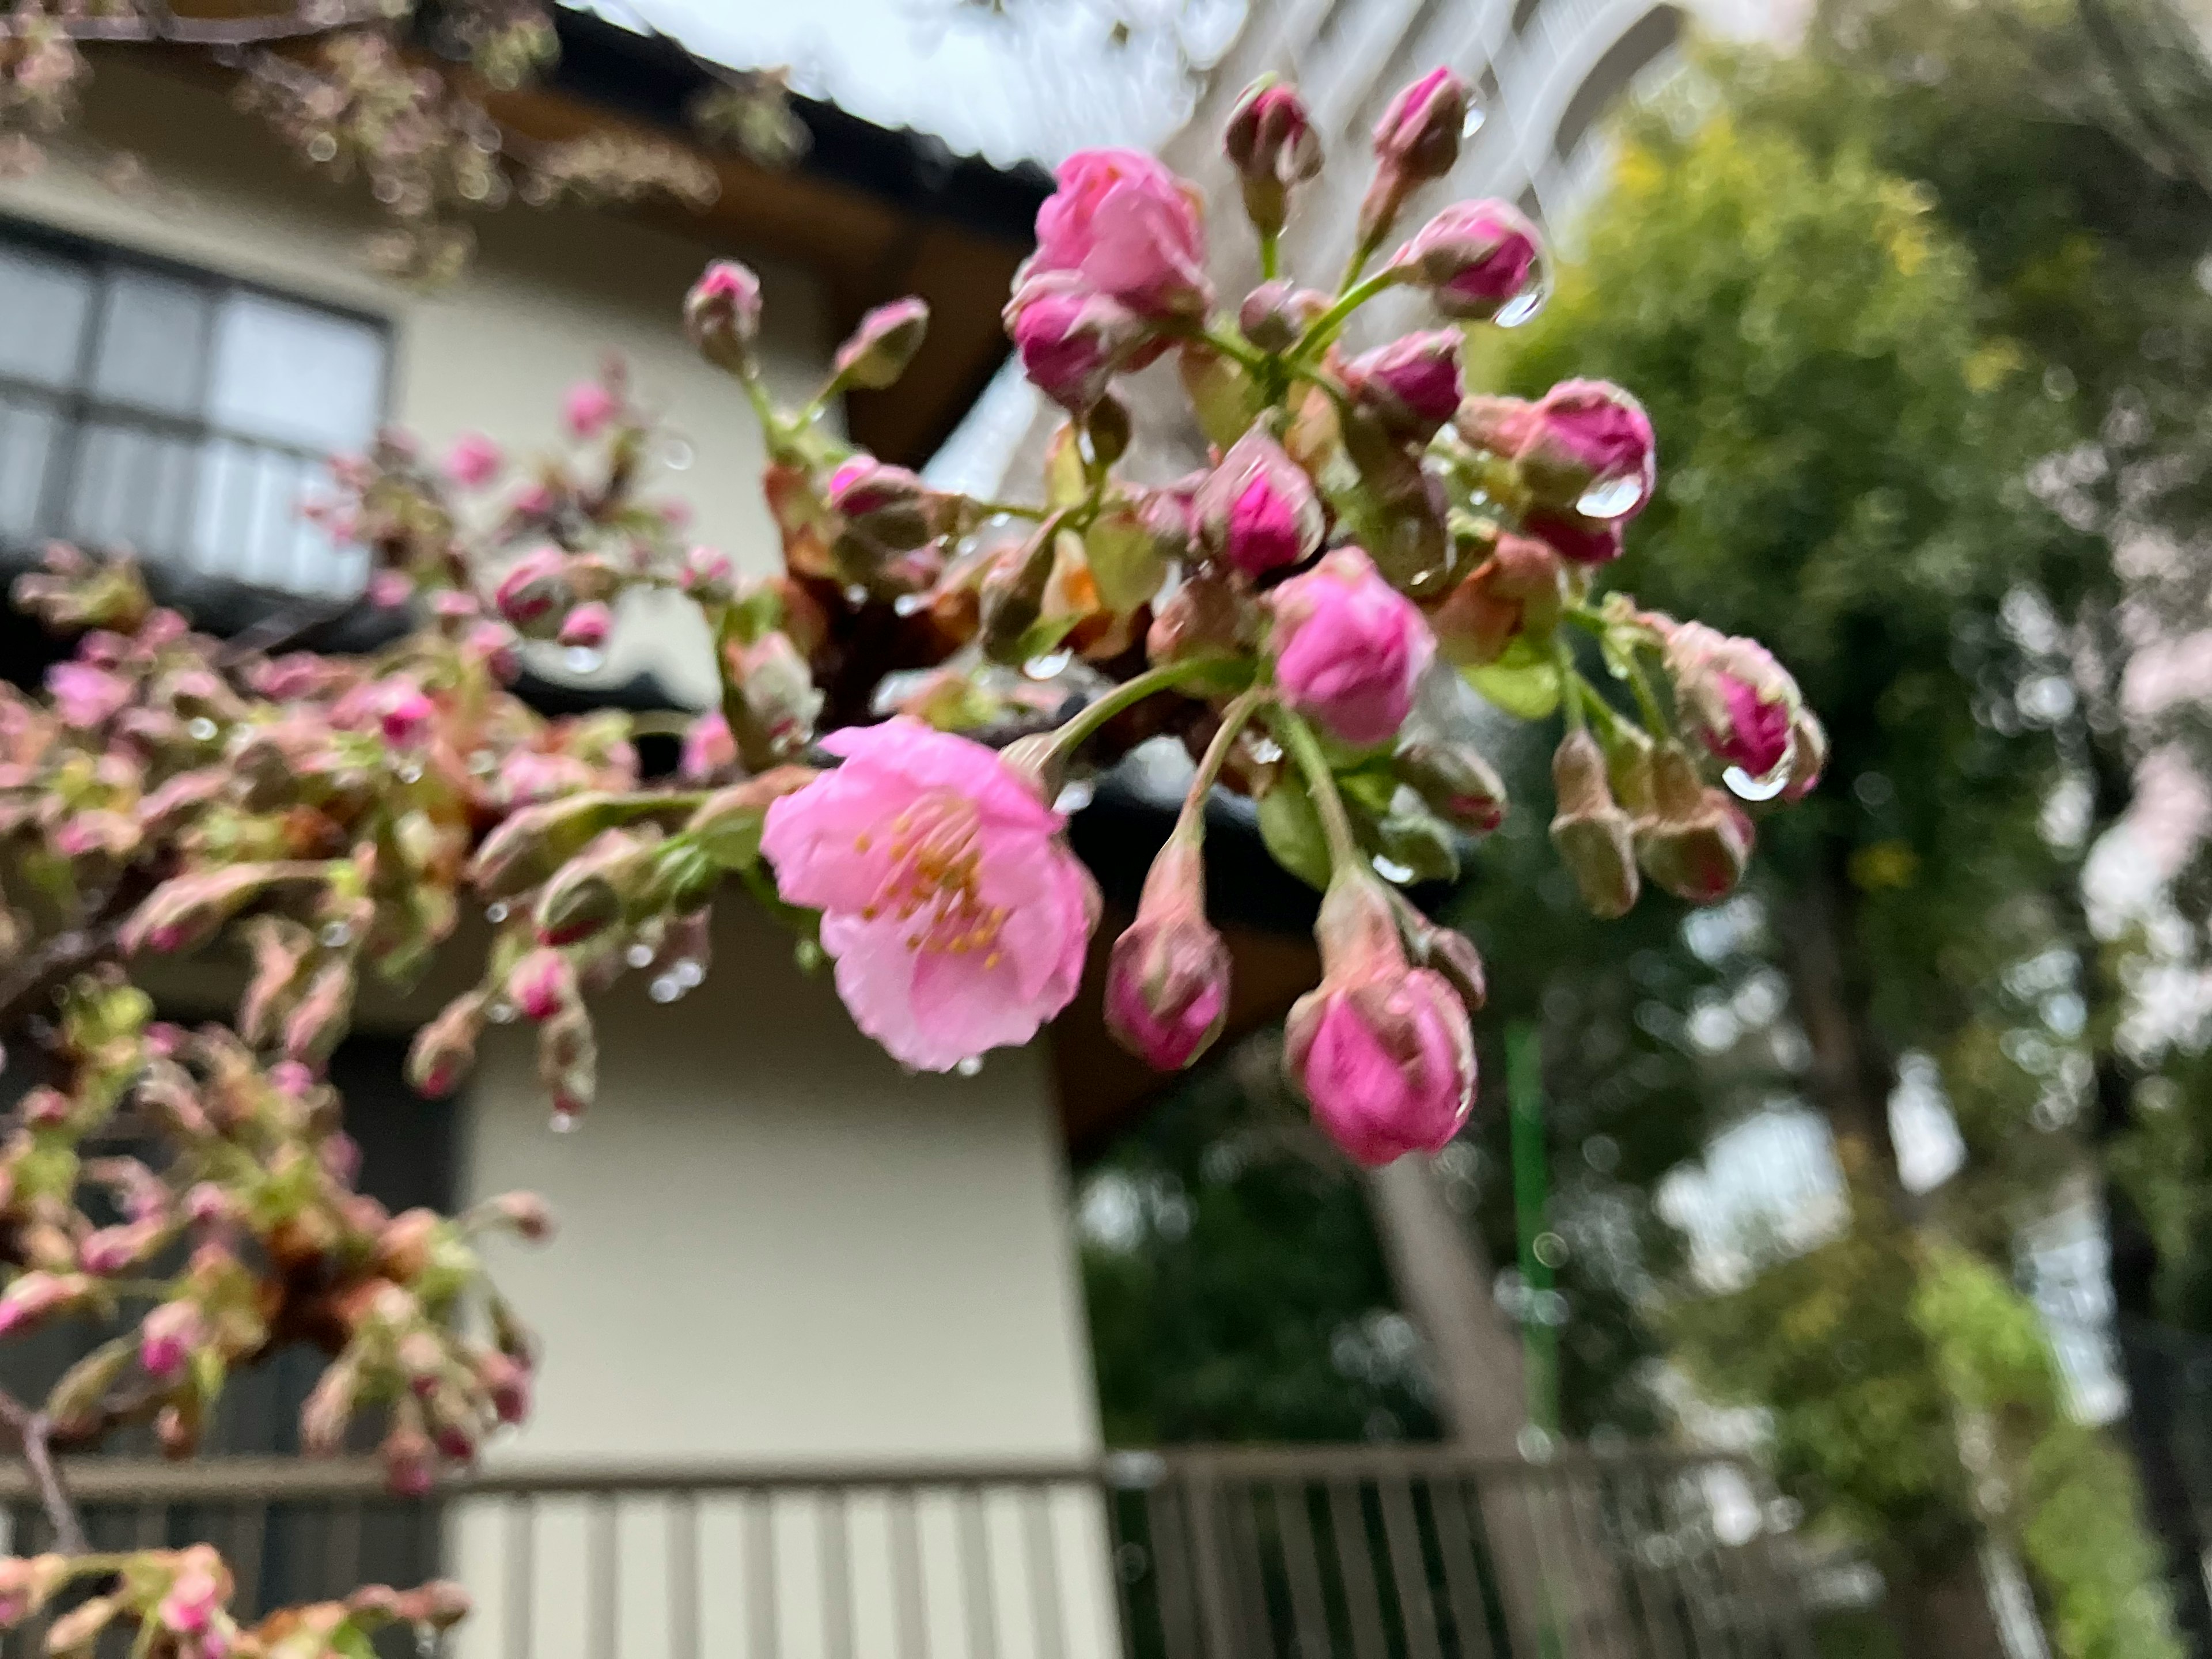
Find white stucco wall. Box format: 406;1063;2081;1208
0;62;1112;1652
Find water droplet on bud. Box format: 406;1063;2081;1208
307;132;339;162
893;593;927;618
1022;649;1073;680
1461;106;1486;139
186;717;218;742
320;922;353;948
486;902;511;925
1723;764;1789;803
487;1000;517;1025
649;975;682;1003
955;1055;983;1078
563;646;605;675
661;438;695;472
1575;471;1646;520
1494;271;1551;329
548;1109;579;1134
1053;780;1096;813
672;959;703;989
625;942;655;969
844;585;870;607
1370;855;1416;885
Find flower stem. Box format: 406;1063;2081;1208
1045;658;1243;764
1293;270;1397;362
1177;687;1271;839
1554;634;1586;733
1269;705;1363;871
968;498;1050;522
1201;327;1273;374
1259;232;1281;282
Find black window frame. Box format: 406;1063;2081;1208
0;214;395;600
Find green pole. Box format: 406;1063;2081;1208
1506;1021;1559;1440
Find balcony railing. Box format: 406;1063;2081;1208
0;1445;1816;1658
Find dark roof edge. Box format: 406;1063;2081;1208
549;9;1054;247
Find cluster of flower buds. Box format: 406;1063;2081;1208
0;1544;467;1658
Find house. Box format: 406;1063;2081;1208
0;3;1825;1655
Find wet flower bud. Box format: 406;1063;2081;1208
1635;747;1754;904
831;296;929;391
1339;331;1463;442
558;601;613;651
725;631;826;765
476;1350;533;1425
1105;834;1232;1071
1004;273;1149;412
1549;729;1639;920
1237;281;1329;353
407;992;486;1100
445;431;502;488
1523;507;1623;568
1287;868;1474;1165
1358;68;1472;250
1660;619;1802;781
534;831;653;947
120;862;323;956
282;960;354;1071
537;1002;597;1122
1389;199;1543;321
563;381;619;441
493;547;573;632
1194;428;1325;579
1783;707;1827;801
1146;566;1251;666
685;259;764;374
1429;531;1565;666
1514;380;1657;521
1269;547;1435;748
827;457;935;567
1223;75;1321;240
506;949;578;1022
1395;737;1507;833
0;1271;89;1337
139;1299;206;1381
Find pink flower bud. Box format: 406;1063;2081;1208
685;260;764;374
1514;380;1656;521
680;711;737;781
158;1558;224;1633
184;1183;232;1228
1269;548;1435;747
139;1299;206;1381
827;457;935;561
1636;748;1754;904
1783;708;1827;801
1029;147;1211;321
464;620;521;683
506;948;578;1022
563;380;620;440
476;1351;533;1425
1224;76;1321;239
1455;393;1541;457
1523;508;1623;568
1195;429;1324;578
1339;331;1462;442
832;296;929;391
1548;729;1639;919
1004;274;1146;412
1429;531;1564;666
1237;281;1328;353
557;601;613;651
1660;620;1801;780
1373;68;1470;180
367;569;414;609
1105;835;1232;1071
120;863;320;957
1286;871;1474;1165
300;1361;359;1456
444;432;503;488
376;680;436;747
493;547;571;630
681;544;733;598
1391;199;1543;321
382;1423;437;1498
0;1272;85;1337
47;660;132;727
1395;737;1507;834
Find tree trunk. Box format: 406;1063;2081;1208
1363;1157;1639;1658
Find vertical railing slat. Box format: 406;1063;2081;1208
1327;1478;1389;1659
588;1494;618;1659
1270;1479;1332;1658
959;1486;1001;1659
668;1491;699;1659
1023;1487;1067;1659
503;1497;535;1659
891;1488;929;1659
821;1488;855;1659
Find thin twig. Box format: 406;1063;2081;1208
0;1389;87;1555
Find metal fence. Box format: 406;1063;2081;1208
0;1446;1816;1659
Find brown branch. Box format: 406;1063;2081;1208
0;1389;87;1555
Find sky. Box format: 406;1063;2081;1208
578;0;1245;165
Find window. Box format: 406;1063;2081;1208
0;226;388;599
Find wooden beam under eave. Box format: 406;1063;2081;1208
843;222;1029;464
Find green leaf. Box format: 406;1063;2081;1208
1463;635;1560;720
1044;422;1088;510
1258;775;1334;890
1085;506;1166;614
1179;344;1263;450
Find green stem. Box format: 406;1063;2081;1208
1286;363;1354;413
1045;658;1238;763
1338;235;1384;296
1623;649;1674;740
968;498;1050;522
1269;705;1362;870
1293;270;1398;362
1200;327;1273;374
1176;687;1271;839
1259;232;1281;282
1553;634;1585;733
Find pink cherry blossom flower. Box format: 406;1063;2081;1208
760;718;1097;1071
1661;620;1802;779
563;381;620;440
1269;548;1436;747
1372;68;1470;177
157;1558;223;1633
47;661;131;727
444;432;503;488
1029;149;1211;321
558;601;613;650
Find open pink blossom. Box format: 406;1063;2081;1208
47;660;131;727
444;432;503;488
760;718;1097;1071
157;1554;223;1634
1269;547;1436;747
563;381;620;440
1029;149;1211;321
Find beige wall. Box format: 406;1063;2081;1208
0;48;1105;1495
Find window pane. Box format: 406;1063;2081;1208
0;245;92;388
0;392;58;539
209;293;382;453
191;441;363;596
66;421;199;560
89;271;213;417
